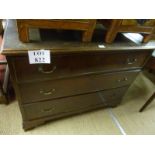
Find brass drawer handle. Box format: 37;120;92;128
38;65;56;74
40;89;55;95
117;77;128;82
127;58;137;65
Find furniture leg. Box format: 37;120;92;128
82;20;96;42
0;64;9;104
105;20;122;43
3;65;9;92
2;65;9;104
143;34;154;43
139;92;155;112
17;23;29;42
0;20;3;35
143;28;155;43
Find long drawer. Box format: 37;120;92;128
23;86;128;120
19;70;139;104
11;51;150;82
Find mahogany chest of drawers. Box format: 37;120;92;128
2;20;155;130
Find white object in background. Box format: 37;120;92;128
98;44;105;48
28;49;51;64
152;50;155;57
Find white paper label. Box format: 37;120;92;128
98;44;105;48
28;49;50;64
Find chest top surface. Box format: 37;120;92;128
2;20;155;56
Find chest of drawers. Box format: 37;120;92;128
2;20;155;130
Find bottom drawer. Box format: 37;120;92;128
23;86;128;120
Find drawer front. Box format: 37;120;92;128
23;86;128;120
12;51;150;82
19;70;139;104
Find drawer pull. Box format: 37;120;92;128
40;89;55;95
38;65;56;74
43;107;53;112
117;77;128;82
127;58;137;65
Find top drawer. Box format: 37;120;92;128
11;51;150;82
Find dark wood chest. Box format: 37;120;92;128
2;20;155;130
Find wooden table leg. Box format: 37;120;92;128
139;92;155;112
0;65;9;104
17;22;29;42
0;20;3;35
82;20;96;42
105;19;122;43
143;27;155;43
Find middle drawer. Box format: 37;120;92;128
19;70;139;104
